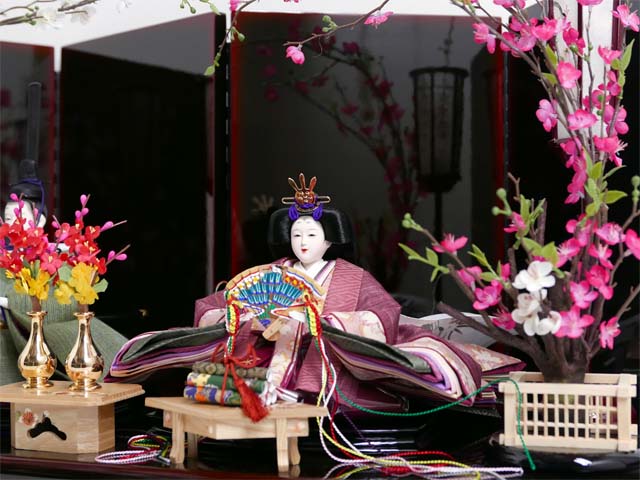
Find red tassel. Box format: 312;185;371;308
216;343;268;422
231;368;268;422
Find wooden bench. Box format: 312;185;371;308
145;397;327;472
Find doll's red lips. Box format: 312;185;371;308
301;248;308;253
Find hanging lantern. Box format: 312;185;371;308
410;67;467;194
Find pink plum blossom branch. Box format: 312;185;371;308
437;301;547;362
199;0;393;75
614;284;640;324
203;0;259;75
452;1;590;152
282;0;392;49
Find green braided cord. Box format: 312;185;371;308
313;338;535;470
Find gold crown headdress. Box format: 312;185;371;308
281;173;331;220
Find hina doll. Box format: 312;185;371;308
192;174;489;410
108;174;523;410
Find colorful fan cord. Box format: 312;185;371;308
94;434;171;465
305;306;534;479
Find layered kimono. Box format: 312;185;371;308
108;258;523;409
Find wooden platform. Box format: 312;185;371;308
0;381;144;454
146;397;328;472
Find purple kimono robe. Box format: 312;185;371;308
194;258;482;410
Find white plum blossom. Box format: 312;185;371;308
513;309;541;334
511;290;559;336
37;7;64;28
18;408;39;427
512;292;542;329
117;0;134;13
70;6;96;25
512;291;545;318
512;260;556;292
524;311;562;336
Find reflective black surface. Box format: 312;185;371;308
1;396;638;479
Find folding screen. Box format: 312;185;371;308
60;14;226;335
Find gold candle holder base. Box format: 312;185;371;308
23;378;54;389
68;379;102;392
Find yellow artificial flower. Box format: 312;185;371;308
28;270;51;301
73;286;98;305
13;269;31;296
68;263;99;305
12;268;51;301
69;263;95;291
54;281;75;305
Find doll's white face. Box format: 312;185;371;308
290;217;331;269
3;201;45;227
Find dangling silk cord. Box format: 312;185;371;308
322;340;457;465
303;299;532;477
313;336;525;478
220;291;268;421
95;434;170;464
313;338;502;478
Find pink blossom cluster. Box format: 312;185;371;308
443;209;639;348
472;2;637;210
283;11;394;65
431;0;640;356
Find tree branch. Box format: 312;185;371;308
282;0;392;48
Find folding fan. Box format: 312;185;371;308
215;264;326;422
225;264;325;328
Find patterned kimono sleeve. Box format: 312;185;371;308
354;270;401;344
194;291;227;327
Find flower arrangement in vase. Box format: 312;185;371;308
0;193;127;390
0;194;57;388
51;194;128;391
399;0;639;385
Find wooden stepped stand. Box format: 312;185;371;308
145;397;328;472
0;381;144;454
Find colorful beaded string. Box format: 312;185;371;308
224;290;242;356
94;434;170;465
303;306;532;478
314;338;526;477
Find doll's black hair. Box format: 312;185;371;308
267;207;356;261
5;159;47;222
